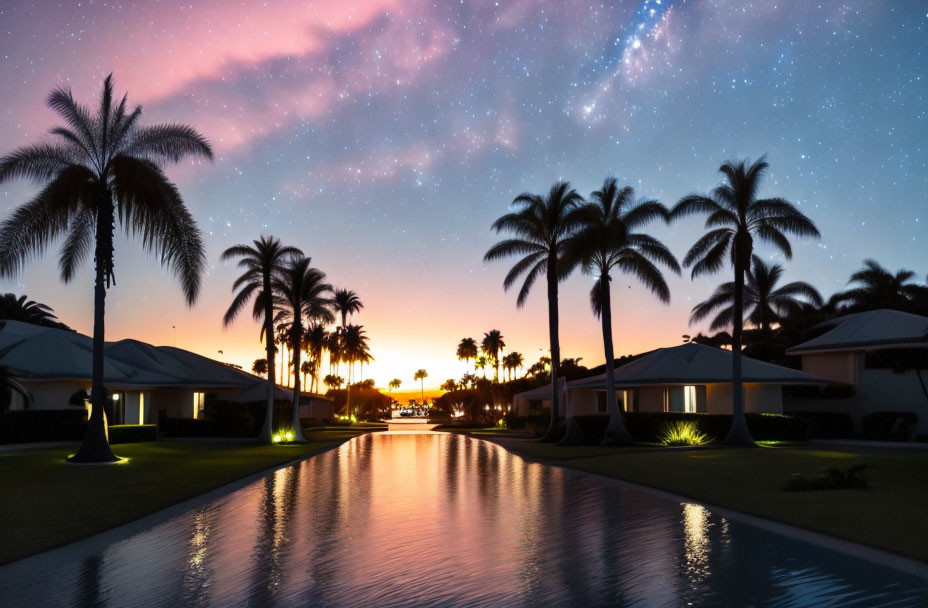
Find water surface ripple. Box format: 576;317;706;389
2;432;925;607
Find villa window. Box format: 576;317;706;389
683;385;697;413
192;392;205;419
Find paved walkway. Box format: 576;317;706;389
811;439;928;450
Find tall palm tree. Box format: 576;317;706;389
671;157;819;446
413;369;428;403
691;255;823;335
475;355;487;378
342;324;373;414
272;255;333;443
275;323;291;387
0;293;66;328
323;374;344;391
503;351;524;380
388;378;402;392
484;181;583;441
456;337;478;373
569;178;680;445
303;321;328;393
832;259;922;312
0;74;211;462
481;330;506;382
300;361;312;389
333;288;363;329
222;236;302;444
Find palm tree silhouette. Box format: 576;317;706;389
414;369;428;403
333;288;363;329
832;259;922;312
671;157;819;446
502;351;524;381
568;178;680;444
456;337;478;373
388;378;402;392
474;355;487;378
691;255;823;336
272;255;333;442
222;236;302;443
0;293;66;329
485;181;583;441
252;358;268;376
481;330;506;382
342;324;372;416
303;321;328;393
0;74;211;462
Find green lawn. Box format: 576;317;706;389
0;426;380;565
490;438;928;563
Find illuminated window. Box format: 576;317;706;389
192;392;205;419
684;385;697;413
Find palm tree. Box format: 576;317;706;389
388;378;402;392
832;259;922;312
484;181;583;441
304;321;328;393
333;288;363;329
691;255;823;335
501;351;525;381
342;324;373;415
272;255;333;443
569;178;680;444
413;369;428;403
481;330;506;382
252;358;268;376
222;236;302;444
474;355;487;378
456;337;478;373
0;293;67;328
671;157;819;446
0;74;211;462
323;374;344;390
300;361;313;389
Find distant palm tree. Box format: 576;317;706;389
481;330;506;382
333;288;363;329
388;378;402;392
671;157;819;446
456;337;478;373
275;323;291;387
0;293;67;329
569;178;680;444
832;259;922;312
304;321;328;393
413;369;428;403
0;74;211;462
342;324;373;416
222;236;302;444
272;255;333;443
251;358;268;376
503;351;524;381
691;255;823;336
300;361;312;389
323;374;344;390
440;379;457;392
474;355;487;378
484;181;583;441
326;330;343;377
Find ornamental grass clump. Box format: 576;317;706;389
659;420;710;447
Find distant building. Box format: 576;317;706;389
784;309;928;436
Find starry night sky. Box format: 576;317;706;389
0;1;925;388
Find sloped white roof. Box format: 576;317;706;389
0;320;259;390
786;309;928;355
569;343;825;390
513;377;567;400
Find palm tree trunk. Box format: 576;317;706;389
540;263;562;443
291;325;307;443
260;273;275;444
69;201;118;463
600;276;634;445
724;253;756;446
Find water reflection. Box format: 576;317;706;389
1;432;926;607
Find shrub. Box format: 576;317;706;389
109;424;157;444
785;465;870;491
861;411;918;441
622;412;809;443
785;411;856;439
659;420;710;446
0;409;87;443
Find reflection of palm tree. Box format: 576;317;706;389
691;255;823;336
414;369;428;403
672;157;819;446
485;181;583;441
832;259;922;312
272;255;333;442
0;74;211;462
569;178;679;444
222;236;302;443
481;330;506;382
456;337;478;373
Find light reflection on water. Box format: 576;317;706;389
2;432;926;607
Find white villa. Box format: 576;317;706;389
513;343;825;417
0;320;332;424
784;309;928;435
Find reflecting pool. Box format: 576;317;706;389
1;432;925;607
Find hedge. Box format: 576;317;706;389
0;409;87;444
571;411;810;445
108;424;158;444
784;411;856;439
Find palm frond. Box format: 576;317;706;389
124;124;214;163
